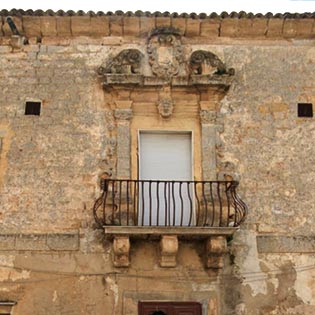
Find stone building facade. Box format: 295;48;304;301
0;9;315;315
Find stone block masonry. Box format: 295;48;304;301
257;235;315;253
0;9;315;315
0;233;79;251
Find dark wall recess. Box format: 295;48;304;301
297;103;313;117
25;101;41;116
138;301;202;315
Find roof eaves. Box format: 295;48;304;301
0;9;315;19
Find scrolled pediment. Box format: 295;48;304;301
189;50;234;76
98;49;144;75
98;30;234;88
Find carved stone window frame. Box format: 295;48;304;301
97;29;236;269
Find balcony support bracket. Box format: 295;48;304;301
205;236;227;269
105;227;237;269
160;235;178;268
113;235;130;267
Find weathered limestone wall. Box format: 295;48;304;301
1;35;314;234
0;12;315;315
0;43;109;232
221;43;315;234
218;41;315;314
0;240;221;315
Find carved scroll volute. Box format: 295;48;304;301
98;49;144;75
147;27;184;78
189;50;234;76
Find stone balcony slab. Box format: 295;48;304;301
104;226;238;240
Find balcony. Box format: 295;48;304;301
93;179;247;268
94;179;247;228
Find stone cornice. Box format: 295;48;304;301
101;74;233;88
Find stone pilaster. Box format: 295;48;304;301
160;235;178;267
114;107;133;179
205;236;227;269
200;108;217;181
113;236;130;267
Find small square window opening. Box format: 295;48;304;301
297;103;313;118
25;101;41;116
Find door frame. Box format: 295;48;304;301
138;301;202;315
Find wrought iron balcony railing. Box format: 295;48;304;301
93;179;247;228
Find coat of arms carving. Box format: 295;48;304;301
147;27;184;78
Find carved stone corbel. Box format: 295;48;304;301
6;17;27;50
205;236;227;269
9;35;26;49
113;236;130;267
160;235;178;267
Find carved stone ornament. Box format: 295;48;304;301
113;236;130;267
200;110;217;124
147;27;184;78
190;50;234;76
98;49;143;75
114;109;133;121
160;235;178;267
157;98;174;118
9;35;26;49
205;236;227;269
